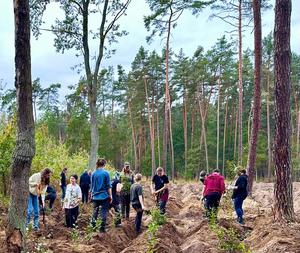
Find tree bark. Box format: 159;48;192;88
267;68;272;180
222;99;228;176
128;100;138;173
144;77;156;176
238;0;244;166
183;83;188;176
6;0;35;251
273;0;294;221
247;0;262;194
217;76;221;171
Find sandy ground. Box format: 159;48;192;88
1;182;300;253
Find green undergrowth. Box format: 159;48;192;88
147;208;167;253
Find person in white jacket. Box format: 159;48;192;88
64;174;82;228
26;168;52;231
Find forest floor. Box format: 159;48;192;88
1;182;300;253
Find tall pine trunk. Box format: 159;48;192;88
273;0;294;221
6;0;35;251
222;99;228;176
267;70;272;180
247;0;262;194
144;77;156;176
238;0;244;165
216;76;221;171
128;100;138;172
183;84;188;176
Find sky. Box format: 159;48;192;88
0;0;299;99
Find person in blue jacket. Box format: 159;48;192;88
90;158;112;232
230;168;248;224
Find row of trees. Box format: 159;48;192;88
2;35;300;180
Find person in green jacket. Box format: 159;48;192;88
120;162;134;219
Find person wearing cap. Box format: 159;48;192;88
120;162;134;219
111;171;122;226
64;174;82;228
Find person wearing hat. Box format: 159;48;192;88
64;174;82;228
120;162;134;219
111;171;122;226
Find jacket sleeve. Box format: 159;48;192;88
236;177;247;190
220;177;226;194
29;173;40;187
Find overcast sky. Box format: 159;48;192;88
0;0;299;98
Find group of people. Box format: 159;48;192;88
26;159;170;234
200;168;248;224
26;160;247;234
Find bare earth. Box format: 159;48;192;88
1;182;300;253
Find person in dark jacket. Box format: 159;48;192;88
39;185;57;211
230;168;248;224
111;171;122;226
60;167;68;203
80;169;91;204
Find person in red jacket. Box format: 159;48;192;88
202;169;225;219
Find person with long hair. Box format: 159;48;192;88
27;168;52;231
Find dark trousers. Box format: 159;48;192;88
91;198;110;232
156;198;167;214
233;196;246;222
132;204;143;233
39;193;56;210
65;206;79;228
61;185;66;201
204;192;221;218
81;185;90;203
121;194;130;219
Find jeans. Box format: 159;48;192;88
27;193;39;229
65;206;79;228
81;185;89;203
91;198;110;232
132;204;143;233
121;193;131;219
61;185;66;201
233;196;246;223
204;192;221;218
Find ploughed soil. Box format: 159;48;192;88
1;182;300;253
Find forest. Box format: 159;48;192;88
0;0;300;252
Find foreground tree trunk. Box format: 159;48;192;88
238;0;244;166
6;0;35;251
273;0;294;221
247;0;262;194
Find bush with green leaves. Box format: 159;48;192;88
147;208;167;253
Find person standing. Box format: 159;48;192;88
111;171;122;226
202;169;225;219
80;169;91;204
151;167;169;214
90;158;112;233
64;174;82;228
120;162;134;219
230;168;248;224
60;167;68;203
130;173;145;234
27;168;52;231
